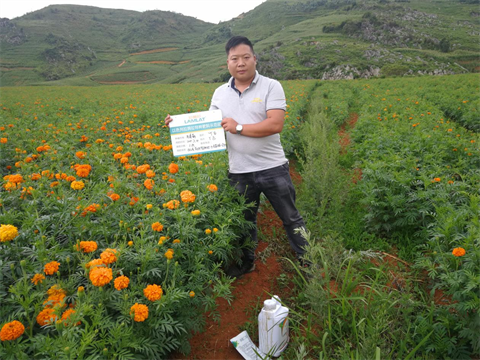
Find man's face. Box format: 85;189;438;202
227;44;257;83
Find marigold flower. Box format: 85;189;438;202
143;284;163;302
173;239;181;244
44;261;60;275
146;204;153;210
61;309;80;326
36;308;57;326
189;291;195;298
208;250;213;255
71;181;85;190
128;241;133;247
168;163;179;174
31;173;42;181
79;240;98;253
136;164;150;174
151;222;164;232
144;179;154;190
130;303;148;322
433;177;441;182
208;184;218;192
145;170;155;178
78;286;85;293
89;266;113;287
108;193;120;201
205;229;212;235
452;247;466;257
114;275;130;291
31;273;46;285
163;200;180;210
164;249;174;260
0;138;7;144
43;293;66;309
180;190;196;203
191;210;201;216
74;164;92;178
0;224;19;242
0;320;25;341
213;228;219;233
100;248;118;265
75;151;86;159
86;258;104;269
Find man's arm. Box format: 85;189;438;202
221;109;285;137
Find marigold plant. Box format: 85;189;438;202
452;247;466;257
79;241;98;253
143;284;163;302
114;275;130;291
89;266;113;287
100;248;118;264
130;303;148;322
0;224;19;242
151;222;164;232
0;320;25;341
31;273;45;285
36;308;57;326
44;261;60;275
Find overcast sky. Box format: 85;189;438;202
0;0;268;24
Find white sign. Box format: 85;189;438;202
169;110;226;157
230;331;266;360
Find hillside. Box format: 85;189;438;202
0;0;479;86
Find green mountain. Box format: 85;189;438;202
0;0;479;86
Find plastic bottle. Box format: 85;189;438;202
258;295;289;357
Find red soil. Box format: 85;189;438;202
171;166;301;360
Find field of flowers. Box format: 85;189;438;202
0;80;314;359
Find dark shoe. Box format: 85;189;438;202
225;260;255;279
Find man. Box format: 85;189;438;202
166;36;308;278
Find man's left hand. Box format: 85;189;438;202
221;117;238;134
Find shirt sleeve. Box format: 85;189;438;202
265;80;286;112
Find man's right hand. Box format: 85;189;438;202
164;114;172;127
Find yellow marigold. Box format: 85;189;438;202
44;261;60;275
151;222;164;232
100;248;118;265
146;204;153;210
452;247;466;257
189;291;195;298
191;209;200;216
180;190;196;203
168;163;179;174
71;181;85;190
0;224;19;242
114;275;130;291
47;284;66;297
173;239;181;244
205;229;212;235
143;284;163;302
208;184;218;192
164;249;174;260
128;240;133;247
31;273;45;285
0;320;25;341
36;308;57;326
79;241;98;253
130;303;148;322
213;228;219;233
89;266;113;287
86;258;104;269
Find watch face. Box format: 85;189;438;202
236;124;243;132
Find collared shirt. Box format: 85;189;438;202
210;71;287;173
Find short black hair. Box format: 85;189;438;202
225;36;254;56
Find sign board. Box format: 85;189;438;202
169;110;226;157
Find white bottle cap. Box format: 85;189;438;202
264;299;277;311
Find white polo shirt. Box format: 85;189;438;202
210;71;288;174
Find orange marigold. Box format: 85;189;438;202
143;284;163;302
151;222;164;232
61;308;80;326
168;163;179;174
452;247;466;257
208;184;218;192
100;248;118;265
191;209;200;216
0;320;25;341
36;308;57;326
130;303;149;322
180;190;196;203
89;266;113;287
164;249;174;260
144;179;154;190
108;193;120;201
114;275;130;291
79;241;98;253
31;273;45;285
136;164;150;174
163;200;180;210
44;261;60;275
86;258;104;269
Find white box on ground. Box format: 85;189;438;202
169;109;226;157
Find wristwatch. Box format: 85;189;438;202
236;124;243;135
